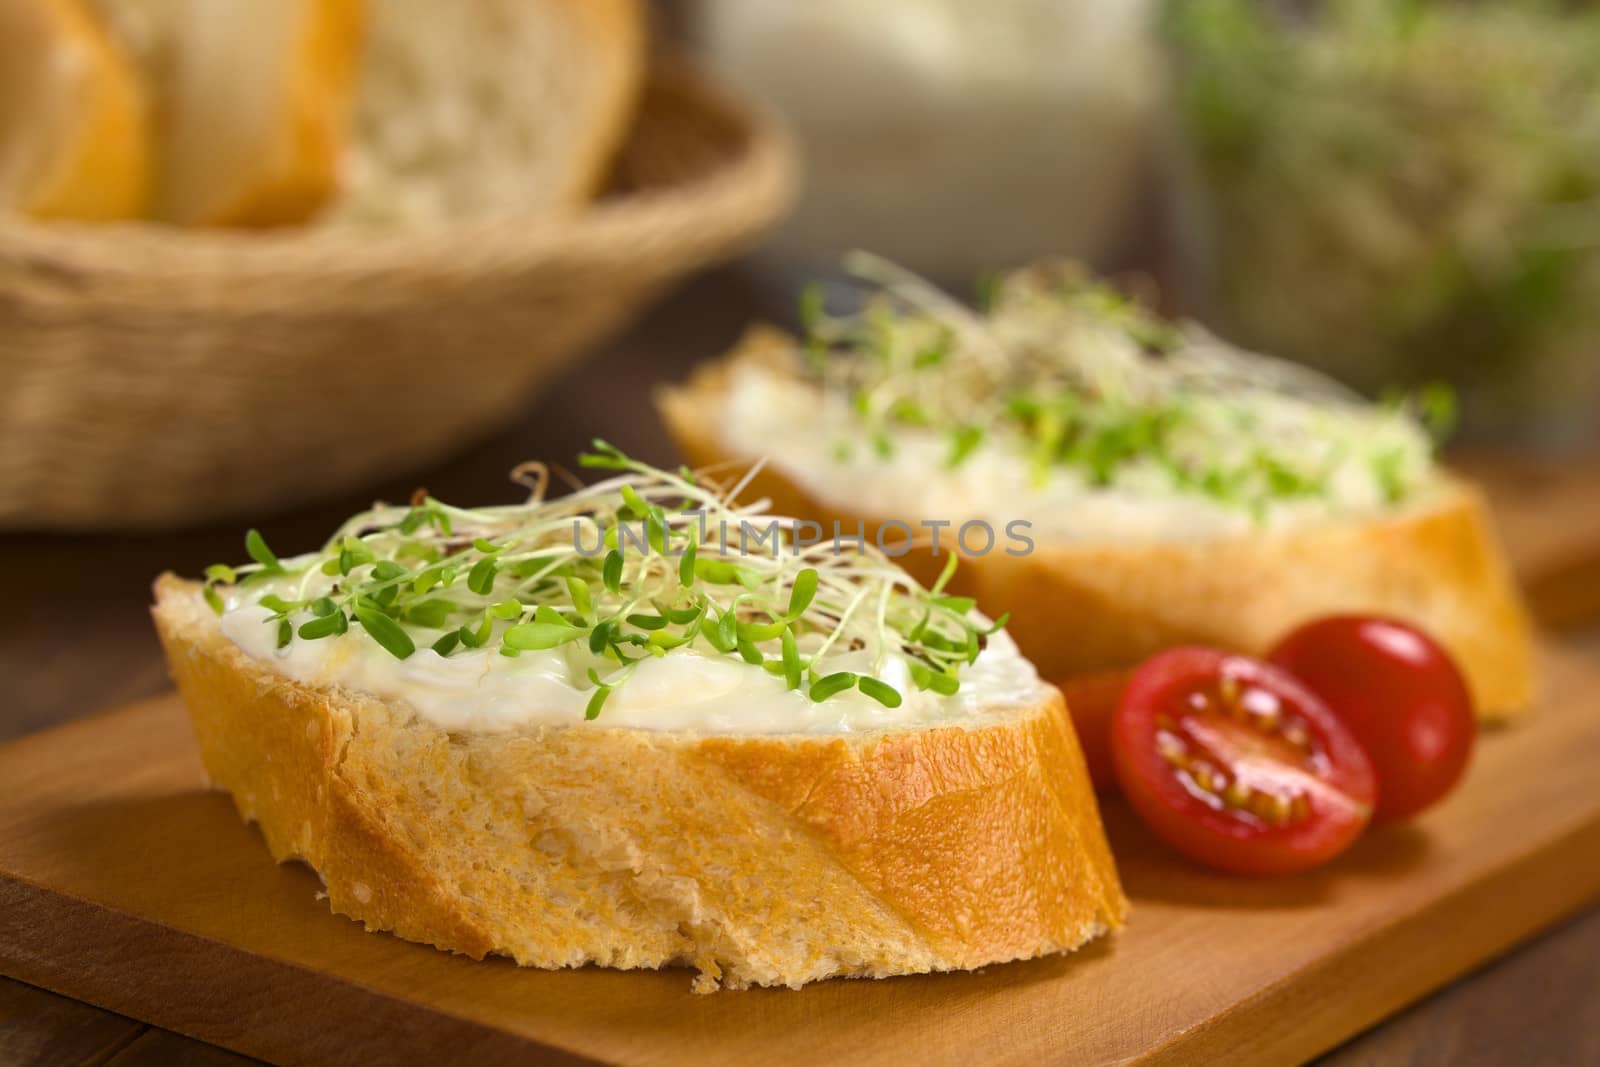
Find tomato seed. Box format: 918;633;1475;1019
1219;673;1241;706
1282;719;1313;753
1194;762;1225;793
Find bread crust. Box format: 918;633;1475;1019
11;0;152;221
212;0;366;227
657;328;1538;722
556;0;646;205
152;575;1125;991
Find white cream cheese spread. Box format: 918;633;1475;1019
219;592;1047;736
716;361;1443;545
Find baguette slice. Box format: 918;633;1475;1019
326;0;645;226
658;328;1538;723
0;0;150;220
95;0;365;227
152;574;1125;991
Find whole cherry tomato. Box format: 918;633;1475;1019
1059;669;1130;790
1270;615;1476;822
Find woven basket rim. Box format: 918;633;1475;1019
0;64;795;279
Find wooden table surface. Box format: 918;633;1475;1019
2;264;1598;1066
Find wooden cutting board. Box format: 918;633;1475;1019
1;645;1598;1067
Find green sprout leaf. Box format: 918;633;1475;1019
620;484;648;519
1416;382;1458;444
204;563;237;585
807;672;858;702
662;603;701;626
946;425;984;468
412;566;444;601
404;599;455;628
503;622;586;651
644;512;667;555
708;610;737;653
245;529;279;571
467;558;498;596
910;662;961;696
258;594;295;616
692;558;742;585
338;536;377;575
858;677;903;708
298;612;348;640
787;567;818;619
737;618;788;643
487;599;522;621
565;577;593;620
585;670;615;720
579;439;631;470
780;628;803;690
354;606;415;660
679;539;698;587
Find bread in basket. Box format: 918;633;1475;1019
0;5;794;529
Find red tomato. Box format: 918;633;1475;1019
1111;647;1378;875
1270;616;1476;822
1059;669;1130;791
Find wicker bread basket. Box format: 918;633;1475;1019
0;65;794;530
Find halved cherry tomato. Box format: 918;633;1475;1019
1111;647;1378;875
1059;669;1131;790
1270;616;1475;822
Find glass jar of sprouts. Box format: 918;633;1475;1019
1167;0;1600;446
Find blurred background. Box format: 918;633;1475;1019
686;0;1600;447
4;0;1599;544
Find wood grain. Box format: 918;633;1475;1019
101;1031;263;1067
0;977;143;1066
1318;904;1600;1067
0;645;1597;1067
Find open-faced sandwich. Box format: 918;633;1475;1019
659;256;1537;782
152;445;1125;991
